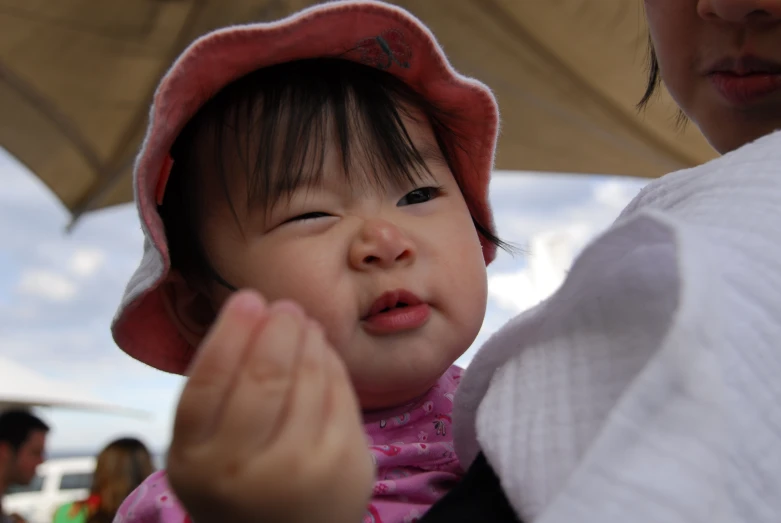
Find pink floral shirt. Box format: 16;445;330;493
113;366;463;523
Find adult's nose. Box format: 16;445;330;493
698;0;781;24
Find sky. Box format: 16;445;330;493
0;147;648;454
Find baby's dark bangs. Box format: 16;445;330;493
201;58;465;217
161;58;508;283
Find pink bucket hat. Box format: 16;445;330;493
112;0;500;375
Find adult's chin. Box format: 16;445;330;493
702;119;781;155
690;92;781;154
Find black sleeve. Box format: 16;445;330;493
419;453;522;522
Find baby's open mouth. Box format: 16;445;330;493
364;290;422;319
380;302;408;313
361;289;431;334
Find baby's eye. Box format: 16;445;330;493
285;211;331;223
397;187;442;206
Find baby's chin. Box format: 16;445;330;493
352;362;455;411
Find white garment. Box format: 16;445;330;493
454;130;781;522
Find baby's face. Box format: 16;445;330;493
199;113;488;409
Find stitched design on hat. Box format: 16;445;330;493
350;29;412;70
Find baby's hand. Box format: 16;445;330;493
167;291;374;523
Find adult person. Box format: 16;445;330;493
0;410;48;523
53;438;155;523
425;0;781;522
641;0;781;151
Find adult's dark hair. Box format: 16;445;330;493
637;37;661;110
159;57;508;288
0;410;49;452
637;41;687;128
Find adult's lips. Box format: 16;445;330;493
705;55;781;105
705;55;781;76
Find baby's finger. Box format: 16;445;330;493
317;343;372;488
173;290;268;447
320;339;364;439
213;300;306;452
279;320;329;443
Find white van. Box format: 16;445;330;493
4;456;95;523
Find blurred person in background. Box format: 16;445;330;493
52;438;154;523
0;410;49;523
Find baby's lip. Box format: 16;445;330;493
363;289;423;319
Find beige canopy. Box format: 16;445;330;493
0;0;716;225
0;355;150;417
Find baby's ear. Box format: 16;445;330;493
161;271;216;347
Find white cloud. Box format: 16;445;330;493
488;228;584;313
69;248;106;277
594;178;644;208
484;172;646;316
16;269;78;301
489;272;540;314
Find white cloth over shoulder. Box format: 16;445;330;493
454;130;781;522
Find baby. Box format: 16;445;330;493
110;2;502;522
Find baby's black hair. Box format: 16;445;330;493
159;58;506;287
